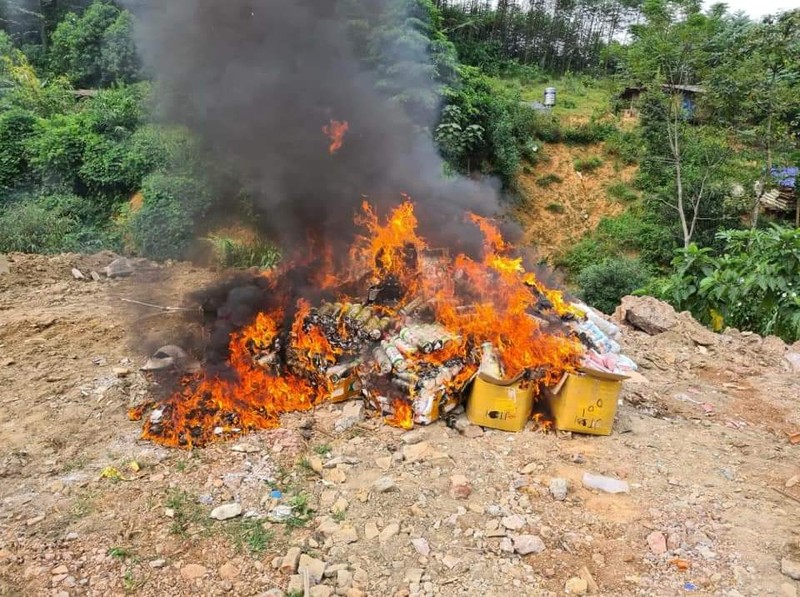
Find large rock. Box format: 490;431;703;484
105;257;134;278
782;558;800;581
513;534;546;555
616;296;679;335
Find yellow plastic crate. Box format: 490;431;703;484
547;367;627;436
466;373;536;432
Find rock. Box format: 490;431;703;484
401;429;425;445
287;574;304;594
323;467;347;484
331;498;348;514
373;476;396;493
298;554;326;584
404;568;424;583
365;522;380;540
784;353;800;374
462;425;484;439
501;515;526;531
335;400;364;432
453;414;472;433
90;271;102;281
499;538;515;553
337;569;353;589
666;533;682;550
308;455;324;474
141;345;189;371
402;441;432;463
578;566;599;593
149;559;166;569
616;296;679;335
442;555;459;569
375;456;392;470
379;522;400;543
411;538;430;556
450;474;472;499
219;562;239;579
786;475;800;489
565;577;589;595
333;526;358;544
513;535;546;555
0;255;9;275
180;564;208;580
280;547;302;574
113;367;131;378
318;519;341;537
310;586;333;597
71;268;85;280
105;257;134;278
647;531;667;556
549;478;568;501
51;565;69;575
781;558;800;580
230;443;260;453
210;503;243;521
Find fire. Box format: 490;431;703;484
130;200;584;448
322;119;349;154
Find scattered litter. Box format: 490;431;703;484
582;472;630;494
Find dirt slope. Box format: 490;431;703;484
1;254;800;597
513;143;636;261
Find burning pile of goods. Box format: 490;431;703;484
130;201;587;448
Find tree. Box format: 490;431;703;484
706;9;800;227
49;1;139;88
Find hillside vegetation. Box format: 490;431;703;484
0;0;799;341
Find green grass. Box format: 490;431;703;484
165;490;208;537
606;181;639;203
545;203;565;214
574;155;604;173
332;509;346;523
225;519;274;554
284;493;314;531
536;173;563;188
493;75;614;120
108;547;133;560
312;443;332;456
209;236;281;269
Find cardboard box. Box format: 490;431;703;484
547;367;628;436
466;372;537;432
330;373;362;403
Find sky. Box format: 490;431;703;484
711;0;799;18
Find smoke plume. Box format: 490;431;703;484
128;0;509;258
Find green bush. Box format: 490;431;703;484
536;173;563;188
80;84;148;135
0;199;80;253
0;108;37;191
605;129;642;165
606;181;638;203
659;227;800;342
26;113;87;189
574;155;603;173
209;237;282;269
562;121;615;145
577;257;651;314
126;173;212;260
545;202;565;214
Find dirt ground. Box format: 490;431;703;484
2;253;800;597
513;143;636;261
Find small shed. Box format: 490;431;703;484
618;84;706;119
759;167;799;226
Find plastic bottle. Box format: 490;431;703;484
582;472;630;494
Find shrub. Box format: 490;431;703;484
26;113;87;189
577;257;651;314
562;121;616;145
574;155;603;173
0;108;37;191
0;199;80;253
209;236;282;269
605;129;642;165
535;173;563;188
126;173;212;260
606;181;638;203
658;227;800;342
545;202;565;214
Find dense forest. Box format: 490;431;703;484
0;0;799;341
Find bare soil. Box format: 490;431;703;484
1;253;800;597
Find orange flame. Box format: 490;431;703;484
132;199;584;447
322;119;349;154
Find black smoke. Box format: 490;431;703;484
127;0;511;261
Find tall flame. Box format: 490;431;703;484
322;119;349;154
130;200;583;448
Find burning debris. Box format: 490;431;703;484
130;200;586;448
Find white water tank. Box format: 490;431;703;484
544;87;557;108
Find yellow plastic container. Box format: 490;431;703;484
466;373;536;432
547;367;627;436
